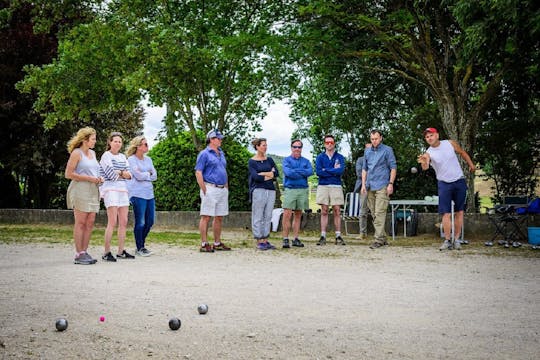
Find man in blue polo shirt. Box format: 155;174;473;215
195;129;231;252
361;129;397;249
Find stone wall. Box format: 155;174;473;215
1;209;538;239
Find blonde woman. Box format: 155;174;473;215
99;132;134;261
126;136;157;256
65;127;103;265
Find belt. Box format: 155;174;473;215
205;182;225;188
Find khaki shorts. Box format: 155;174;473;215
316;185;344;206
282;188;309;210
66;180;100;213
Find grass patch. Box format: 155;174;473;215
1;224;538;258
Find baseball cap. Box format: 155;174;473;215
206;129;224;140
423;127;438;135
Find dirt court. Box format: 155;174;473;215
0;237;539;360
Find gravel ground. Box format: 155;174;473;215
0;239;539;360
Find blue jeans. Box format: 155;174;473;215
130;197;155;250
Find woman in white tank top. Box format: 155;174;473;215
65;127;104;265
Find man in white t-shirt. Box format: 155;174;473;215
417;127;476;251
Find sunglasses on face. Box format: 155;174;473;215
325;141;334;145
292;145;303;149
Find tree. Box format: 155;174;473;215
0;0;144;208
295;0;540;210
17;0;297;150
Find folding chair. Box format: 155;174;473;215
485;204;528;248
342;192;362;235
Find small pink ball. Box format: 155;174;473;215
99;316;105;322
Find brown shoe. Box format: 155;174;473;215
369;241;383;249
200;243;215;253
213;242;231;251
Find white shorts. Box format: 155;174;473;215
200;186;229;217
103;190;130;208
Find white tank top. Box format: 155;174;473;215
427;140;464;182
74;148;100;178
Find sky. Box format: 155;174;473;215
143;100;350;159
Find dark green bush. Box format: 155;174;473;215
150;132;251;211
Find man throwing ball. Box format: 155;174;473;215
417;128;476;251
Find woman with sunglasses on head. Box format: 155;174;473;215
248;138;279;250
126;136;157;256
99;132;135;262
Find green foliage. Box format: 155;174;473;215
150;132;251;211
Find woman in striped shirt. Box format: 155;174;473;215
99;132;135;262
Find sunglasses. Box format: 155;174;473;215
324;141;335;145
292;145;303;149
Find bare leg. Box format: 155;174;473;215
199;215;210;243
116;206;129;254
104;206;118;254
212;216;223;243
454;210;464;239
442;213;452;240
320;204;329;233
282;209;292;238
81;212;96;252
292;210;302;239
332;205;341;233
73;209;87;254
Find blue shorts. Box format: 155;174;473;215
437;178;467;214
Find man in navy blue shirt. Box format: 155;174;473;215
361;130;397;249
315;134;346;246
195;129;231;252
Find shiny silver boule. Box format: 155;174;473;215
55;318;68;331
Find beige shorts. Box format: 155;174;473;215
316;185;344;206
66;180;100;213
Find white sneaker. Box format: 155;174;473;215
439;240;452;251
453;240;461;250
137;248;152;257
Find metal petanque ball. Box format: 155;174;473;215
410;167;418;174
168;317;181;331
55;318;68;332
197;304;208;315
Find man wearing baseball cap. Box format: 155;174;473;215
194;129;231;252
417;127;476;251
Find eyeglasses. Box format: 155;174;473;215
324;141;335;145
292;145;303;149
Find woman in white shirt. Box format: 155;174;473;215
99;132;135;261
